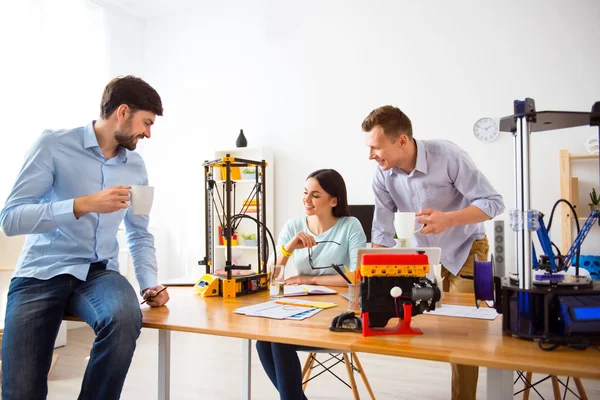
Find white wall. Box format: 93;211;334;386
0;0;147;327
0;0;146;201
0;1;145;259
141;0;600;277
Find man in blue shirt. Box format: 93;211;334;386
0;76;169;400
362;105;504;400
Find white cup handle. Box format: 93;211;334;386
415;214;428;233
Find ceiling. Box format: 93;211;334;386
89;0;197;20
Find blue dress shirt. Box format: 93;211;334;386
371;139;504;275
0;122;157;291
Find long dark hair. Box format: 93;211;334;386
307;169;350;217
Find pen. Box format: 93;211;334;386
332;264;352;285
344;266;353;284
141;287;167;304
275;301;315;308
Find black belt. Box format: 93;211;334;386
90;261;108;269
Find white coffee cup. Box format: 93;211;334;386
129;185;154;216
394;212;422;239
584;137;599;155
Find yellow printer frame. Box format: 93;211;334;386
197;155;270;298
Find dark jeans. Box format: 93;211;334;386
256;341;322;400
1;263;142;400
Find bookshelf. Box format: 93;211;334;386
559;149;599;253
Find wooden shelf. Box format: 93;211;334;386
215;245;258;250
570;154;599;161
559;149;599;253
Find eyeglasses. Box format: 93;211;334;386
307;241;353;284
307;240;340;269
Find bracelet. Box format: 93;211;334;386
280;245;293;258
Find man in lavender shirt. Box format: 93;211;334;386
362;105;504;400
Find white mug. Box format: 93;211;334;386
129;185;154;216
394;212;422;239
584;137;599;155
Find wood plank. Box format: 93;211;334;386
571;177;579;214
570;154;599;161
49;326;600;400
137;287;600;380
138;289;357;351
559;149;572;253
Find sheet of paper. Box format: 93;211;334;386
276;299;337;309
284;285;309;296
234;301;320;320
284;284;337;296
286;308;322;320
300;284;337;294
234;301;281;315
423;304;498;320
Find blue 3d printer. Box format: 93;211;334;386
474;99;600;349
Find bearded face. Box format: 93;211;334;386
114;114;146;151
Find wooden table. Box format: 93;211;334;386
141;287;600;400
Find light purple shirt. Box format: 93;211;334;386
371;139;504;275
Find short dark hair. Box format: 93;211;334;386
100;75;163;119
307;169;350;217
361;105;413;141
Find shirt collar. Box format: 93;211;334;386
387;139;427;176
414;139;427;174
84;121;99;149
84;121;128;164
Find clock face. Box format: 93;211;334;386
473;117;499;143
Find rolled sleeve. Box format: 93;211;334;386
471;196;505;219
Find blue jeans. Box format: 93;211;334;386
1;263;142;400
256;341;321;400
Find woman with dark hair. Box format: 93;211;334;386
256;169;366;400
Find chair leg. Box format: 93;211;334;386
301;353;314;382
551;376;560;400
343;354;360;400
523;371;533;400
573;377;588;400
352;353;375;400
48;354;59;376
302;353;316;391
